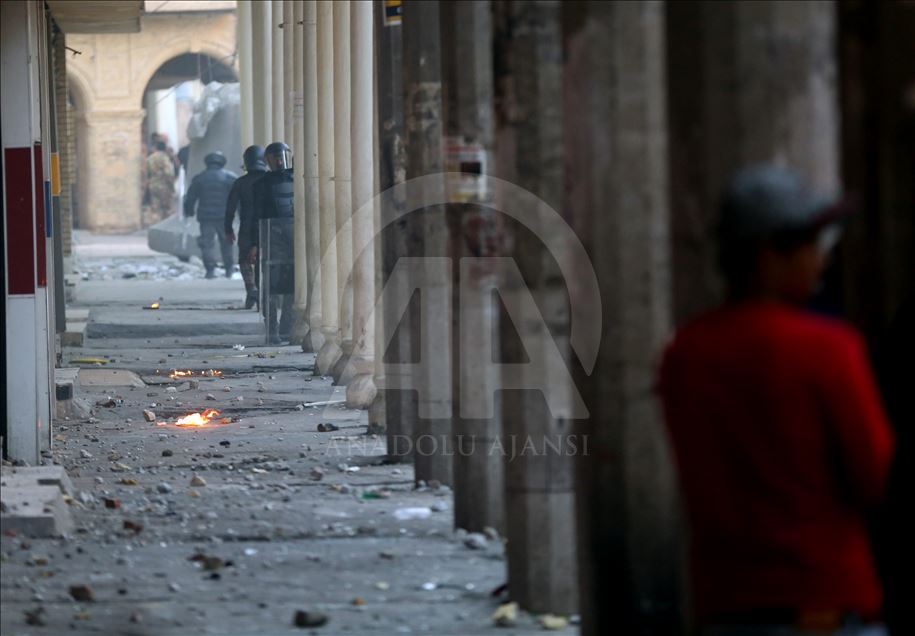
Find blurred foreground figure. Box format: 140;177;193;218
184;151;237;279
660;166;894;636
252;142;295;344
225;145;268;309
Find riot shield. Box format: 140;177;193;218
258;217;296;344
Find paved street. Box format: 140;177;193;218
0;239;573;635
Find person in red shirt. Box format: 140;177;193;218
659;165;895;635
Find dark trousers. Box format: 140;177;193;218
238;238;258;295
265;293;294;341
197;220;234;273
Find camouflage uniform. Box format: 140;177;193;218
145;150;176;225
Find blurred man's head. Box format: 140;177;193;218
204;151;227;169
264;142;292;171
242;145;267;172
154;140;166;152
717;165;850;304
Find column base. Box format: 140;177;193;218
314;333;342;376
290;308;312;351
345;372;376;409
330;340;354;385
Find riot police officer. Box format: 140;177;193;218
225;145;268;308
184;151;237;279
251;142;295;343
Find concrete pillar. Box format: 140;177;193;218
564;2;680;632
251;0;273;145
314;0;341;376
440;0;504;533
237;0;254;149
301;0;324;353
291;0;314;348
345;0;377;409
330;0;355;384
282;0;295;142
492;0;576;614
271;0;285;142
402;0;453;486
374;1;413;460
666;0;841;323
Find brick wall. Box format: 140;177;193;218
53;31;74;256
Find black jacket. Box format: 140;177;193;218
184;166;237;221
224;169;266;245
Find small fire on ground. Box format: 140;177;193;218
168;369;223;379
157;408;231;428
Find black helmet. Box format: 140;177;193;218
242;145;267;171
264;142;292;171
204;151;227;168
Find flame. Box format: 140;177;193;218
149;302;160;309
158;408;223;428
168;369;223;379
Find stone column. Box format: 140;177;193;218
564;2;680;632
282;0;295;142
493;0;576;614
666;0;841;323
301;0;324;352
81;110;146;230
271;0;285;143
314;0;341;376
331;0;355;383
237;0;254;149
374;1;412;460
402;0;453;486
251;0;273;145
345;0;377;409
291;0;312;348
440;0;504;533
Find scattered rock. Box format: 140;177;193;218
190;475;207;487
142;409;156;422
293;610;328;628
492;602;518;627
540;614;569;630
168;582;181;593
119;478;139;486
103;497;122;509
123;520;144;534
483;526;500;541
223;386;232;392
431;500;448;512
156;482;173;494
165;387;177;394
219;440;231;447
316;423;339;432
309;467;325;481
464;533;488;550
206;394;216;401
24;607;46;626
69;584;95;602
95;397;117;408
351;597;365;606
79;449;93;459
161;449;174;457
393;507;432;521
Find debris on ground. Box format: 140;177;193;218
24;606;46;626
190;474;207;487
142;409;156;422
293;610;329;628
540;614;569;630
464;533;488;550
492;601;518;627
69;584;95;602
316;423;339;432
309;467;325;481
393;507;432;521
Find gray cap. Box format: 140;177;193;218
718;164;851;243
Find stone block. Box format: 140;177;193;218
78;368;145;388
1;465;75;495
0;485;75;538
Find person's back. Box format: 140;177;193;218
186;164;236;221
662;300;893;621
659;165;894;634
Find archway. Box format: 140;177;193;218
66;70;91;230
140;52;238;227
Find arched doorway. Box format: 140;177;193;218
141;52;238;227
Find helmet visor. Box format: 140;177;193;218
266;149;292;171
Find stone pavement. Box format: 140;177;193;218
1;241;576;635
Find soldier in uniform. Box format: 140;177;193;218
145;139;176;225
251;142;295;343
184;151;237;279
225;145;268;309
